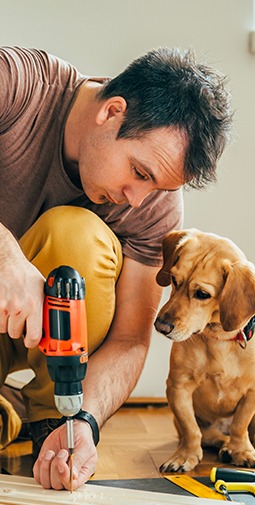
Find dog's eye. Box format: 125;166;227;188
171;275;177;287
194;289;211;300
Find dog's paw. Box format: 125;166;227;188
219;446;255;467
159;448;203;473
218;448;233;464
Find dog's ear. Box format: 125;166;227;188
156;230;189;286
220;261;255;331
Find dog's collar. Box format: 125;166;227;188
233;316;255;349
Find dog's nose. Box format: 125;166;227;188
154;317;174;336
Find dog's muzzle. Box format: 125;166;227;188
154;317;174;336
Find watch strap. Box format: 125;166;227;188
74;409;100;446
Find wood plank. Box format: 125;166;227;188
0;474;245;505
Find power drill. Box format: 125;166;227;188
39;265;88;490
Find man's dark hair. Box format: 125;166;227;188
98;47;232;189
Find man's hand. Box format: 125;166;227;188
33;420;97;490
0;223;45;347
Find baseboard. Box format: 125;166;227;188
125;397;168;406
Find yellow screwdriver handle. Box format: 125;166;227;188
215;479;255;495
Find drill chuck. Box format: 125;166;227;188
54;393;83;417
46;353;87;416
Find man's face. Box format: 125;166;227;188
79;121;188;208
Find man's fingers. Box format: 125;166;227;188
0;296;11;334
33;450;56;489
33;449;73;491
0;309;43;346
23;311;43;348
50;450;70;490
0;314;8;334
0;291;43;346
7;312;26;340
0;260;45;345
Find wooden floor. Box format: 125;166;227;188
0;404;220;481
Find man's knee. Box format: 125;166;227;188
20;206;122;278
20;206;123;353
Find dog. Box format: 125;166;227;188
154;228;255;472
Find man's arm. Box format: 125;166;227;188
82;256;163;422
33;256;163;490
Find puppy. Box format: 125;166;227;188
154;229;255;472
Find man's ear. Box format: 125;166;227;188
96;96;127;126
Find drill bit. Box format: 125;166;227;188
66;417;75;493
69;450;74;494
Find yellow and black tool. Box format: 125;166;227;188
215;479;255;497
211;467;255;483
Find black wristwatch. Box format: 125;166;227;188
74;409;100;446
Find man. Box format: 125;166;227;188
0;46;232;490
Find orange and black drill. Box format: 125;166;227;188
39;265;88;491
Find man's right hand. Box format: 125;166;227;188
0;223;45;347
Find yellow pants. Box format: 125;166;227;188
0;206;122;448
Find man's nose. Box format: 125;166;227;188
123;187;152;208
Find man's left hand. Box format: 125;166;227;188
33;420;97;490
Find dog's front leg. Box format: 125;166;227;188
160;381;203;472
219;389;255;467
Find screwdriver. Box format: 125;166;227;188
215;479;255;497
211;467;255;483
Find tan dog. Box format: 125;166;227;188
154;229;255;472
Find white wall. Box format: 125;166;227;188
1;0;255;397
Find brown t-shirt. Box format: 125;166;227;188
0;46;183;266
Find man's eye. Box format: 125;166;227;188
132;167;148;181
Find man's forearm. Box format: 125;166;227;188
81;337;149;428
81;257;163;430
